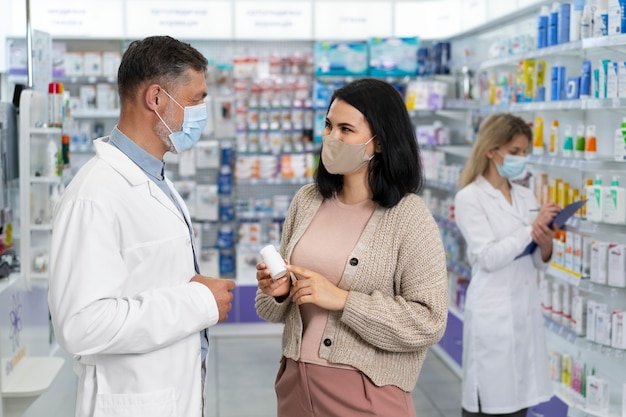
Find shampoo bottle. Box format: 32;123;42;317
603;176;626;224
586;175;604;222
584;124;597;159
549;119;560;156
533;116;545;155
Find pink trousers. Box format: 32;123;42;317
275;357;417;417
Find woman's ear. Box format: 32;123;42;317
375;139;382;153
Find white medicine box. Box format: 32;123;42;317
83;52;103;77
64;52;84;77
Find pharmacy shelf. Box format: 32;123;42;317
526;154;626;171
553;387;617;417
235;177;313;186
479;40;583;69
55;75;117;84
436;145;473;158
546;263;583;287
71;109;119;119
481;98;626;115
29;127;62;135
424;179;457;193
29;176;61;184
480;34;626;70
1;356;65;397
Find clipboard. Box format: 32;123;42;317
514;199;587;260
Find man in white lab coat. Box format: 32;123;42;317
454;113;560;417
48;36;236;417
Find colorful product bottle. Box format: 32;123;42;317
586;175;604;222
562;125;574;157
549;119;559;156
584;125;597;160
533;116;545;155
575;124;586;158
603;176;626;224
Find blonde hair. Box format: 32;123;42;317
458;113;532;189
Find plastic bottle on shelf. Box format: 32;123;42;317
580;4;592;39
592;2;608;38
49;184;60;223
575;124;586;158
47;82;64;128
586;175;604;222
549;119;560;156
548;2;560;47
533;116;545;155
537;6;550;49
45;135;59;177
582;178;592;219
562;125;574;157
584;125;597;160
614;118;626;161
603;176;626;224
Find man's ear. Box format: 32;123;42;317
145;84;161;111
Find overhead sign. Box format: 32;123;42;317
30;0;124;38
314;2;392;40
394;0;461;39
235;1;312;40
462;0;487;32
125;1;232;40
487;0;519;20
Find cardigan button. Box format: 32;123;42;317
323;338;332;347
349;258;358;266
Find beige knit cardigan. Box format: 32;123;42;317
255;183;448;391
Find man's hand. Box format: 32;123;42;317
191;275;236;322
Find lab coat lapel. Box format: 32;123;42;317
93;137;186;224
475;176;526;223
147;181;187;224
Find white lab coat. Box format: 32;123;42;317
454;175;552;414
49;138;219;417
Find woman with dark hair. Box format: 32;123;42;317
455;113;560;417
255;78;448;417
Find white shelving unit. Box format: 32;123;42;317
444;6;626;415
18;89;62;291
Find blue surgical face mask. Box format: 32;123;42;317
154;88;207;153
496;151;527;179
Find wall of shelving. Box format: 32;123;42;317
435;4;626;416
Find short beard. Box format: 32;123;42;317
154;104;179;154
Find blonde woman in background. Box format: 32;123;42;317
454;113;560;417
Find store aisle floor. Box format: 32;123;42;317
21;323;461;417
